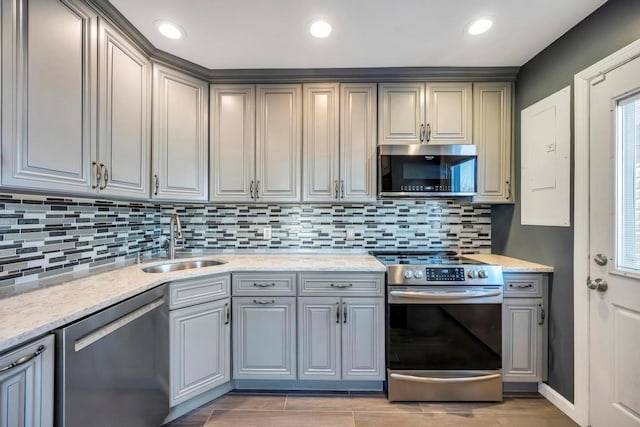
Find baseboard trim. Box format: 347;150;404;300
538;383;584;426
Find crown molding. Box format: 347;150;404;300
87;0;520;83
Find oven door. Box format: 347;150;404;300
386;286;502;401
378;145;477;197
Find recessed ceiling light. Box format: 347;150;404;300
155;20;184;40
310;20;332;38
467;18;493;36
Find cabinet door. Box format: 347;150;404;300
152;64;208;201
0;335;54;427
378;83;425;145
502;298;544;382
303;83;340;202
233;297;296;379
256;85;302;202
425;83;473;145
297;297;341;380
170;299;230;406
1;0;96;194
341;298;385;380
340;83;377;202
473;82;513;203
210;84;255;202
97;18;151;199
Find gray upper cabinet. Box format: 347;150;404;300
0;335;54;427
302;83;377;203
96;18;151;199
210;85;256;202
152;64;208;201
378;83;425;145
340;83;377;202
425;83;473;145
378;82;473;145
473;82;514;204
303;83;340;202
232;296;297;379
1;0;97;194
256;85;302;202
211;84;301;203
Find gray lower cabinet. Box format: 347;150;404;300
232;297;297;379
298;297;384;381
170;298;231;406
168;275;231;406
0;335;54;427
502;273;548;382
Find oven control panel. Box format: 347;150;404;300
386;265;504;286
424;267;465;281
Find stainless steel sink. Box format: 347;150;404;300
142;260;226;273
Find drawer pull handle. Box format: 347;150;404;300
509;284;533;289
0;345;45;373
330;283;353;289
253;299;275;305
336;302;340;324
225;303;230;325
253;283;276;288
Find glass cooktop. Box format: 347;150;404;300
370;251;485;266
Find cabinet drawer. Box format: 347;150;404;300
298;272;384;296
232;272;297;296
503;273;544;298
168;274;231;309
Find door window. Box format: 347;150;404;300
616;93;640;273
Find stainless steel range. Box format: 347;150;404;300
372;251;504;402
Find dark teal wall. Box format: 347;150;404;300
493;0;640;402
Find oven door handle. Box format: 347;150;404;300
389;290;501;299
389;372;501;384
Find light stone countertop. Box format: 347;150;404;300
462;254;554;273
0;254;385;353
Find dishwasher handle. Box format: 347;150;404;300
74;298;165;352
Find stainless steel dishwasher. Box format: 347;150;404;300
56;284;169;427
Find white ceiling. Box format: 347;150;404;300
110;0;607;69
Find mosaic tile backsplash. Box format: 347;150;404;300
161;200;491;252
0;193;160;289
0;194;491;292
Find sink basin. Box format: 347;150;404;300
142;260;226;273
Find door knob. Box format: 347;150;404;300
593;254;608;266
587;277;608;292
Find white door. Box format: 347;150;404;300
378;83;425;145
425;83;473;145
588;54;640;427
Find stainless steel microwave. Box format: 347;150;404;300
378;145;477;197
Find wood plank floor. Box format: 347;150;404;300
164;393;578;426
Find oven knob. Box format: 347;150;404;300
478;270;488;279
413;270;424;279
467;270;478;279
403;271;414;279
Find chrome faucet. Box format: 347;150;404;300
168;214;183;259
